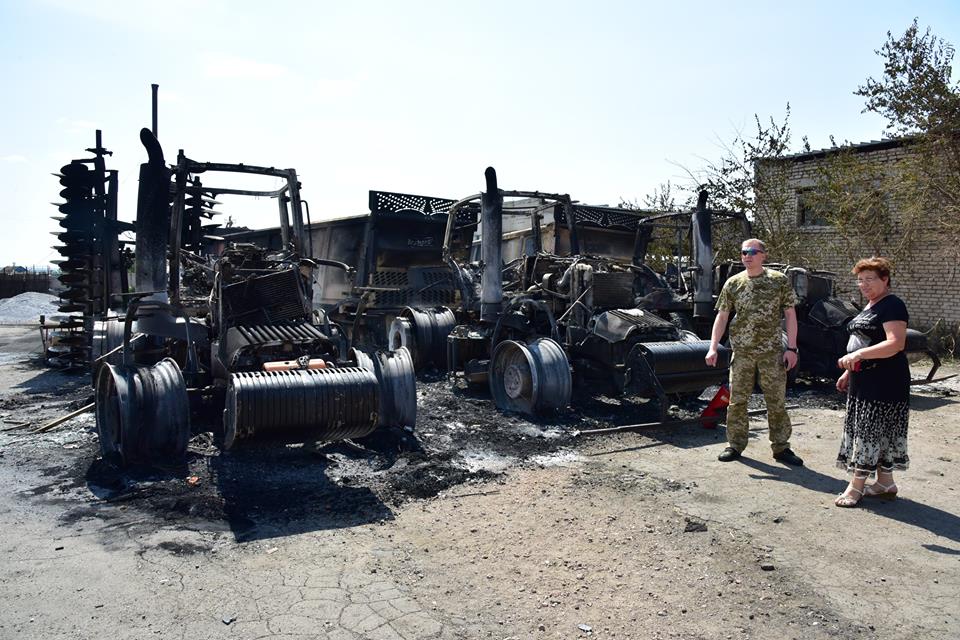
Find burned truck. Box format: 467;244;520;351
392;167;731;419
308;191;479;370
92;129;415;467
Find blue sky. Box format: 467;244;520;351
2;0;958;266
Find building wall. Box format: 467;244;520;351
758;146;960;334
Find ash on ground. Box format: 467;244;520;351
5;361;953;543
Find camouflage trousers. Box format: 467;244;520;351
726;350;791;454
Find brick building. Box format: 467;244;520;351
756;138;960;336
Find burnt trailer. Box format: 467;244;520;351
397;167;731;419
316;190;479;370
92;129;416;467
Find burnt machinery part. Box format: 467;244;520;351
628;340;731;395
223;367;380;448
52;134;124;369
489;338;571;415
54;160;98;365
95;358;190;466
350;346;418;428
389;306;456;370
91;317;127;374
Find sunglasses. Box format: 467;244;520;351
740;248;764;256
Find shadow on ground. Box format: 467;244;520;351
740;457;960;545
11;359;89;396
70;436;398;544
860;497;960;546
908;393;957;412
740;457;848;496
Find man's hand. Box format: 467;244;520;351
836;370;850;392
705;347;718;367
782;350;798;371
706;311;729;368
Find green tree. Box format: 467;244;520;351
691;105;808;264
855;19;960;246
857;19;960;136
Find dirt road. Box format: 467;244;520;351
0;325;957;639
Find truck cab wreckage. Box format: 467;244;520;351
93;129;416;467
391;167;732;418
320;190;479;367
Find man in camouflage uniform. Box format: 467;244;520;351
705;239;803;465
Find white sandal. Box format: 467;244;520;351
835;486;864;508
864;480;898;500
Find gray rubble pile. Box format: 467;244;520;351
0;292;63;324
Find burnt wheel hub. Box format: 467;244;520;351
503;362;531;399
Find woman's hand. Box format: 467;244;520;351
836;370;850;392
837;351;863;371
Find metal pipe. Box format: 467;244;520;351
277;195;291;247
134;128;170;295
302;199;314;259
168;151;188;304
692;190;713;318
576;405;800;435
286;169;305;252
480;167;503;323
151;84;158;138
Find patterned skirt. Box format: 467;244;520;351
836;395;909;473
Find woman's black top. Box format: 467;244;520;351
846;294;910;402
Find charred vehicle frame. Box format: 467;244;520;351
92;129;416;467
320;191;478;370
394;167;733;419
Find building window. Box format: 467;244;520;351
796;188;831;227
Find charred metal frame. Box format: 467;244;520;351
168;153;306;305
435;168;733;420
328;190;479;352
635;203;952;387
93;131;417;468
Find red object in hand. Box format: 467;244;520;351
701;383;731;429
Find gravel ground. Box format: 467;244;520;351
0;291;63;324
0;325;957;639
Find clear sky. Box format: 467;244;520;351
2;0;958;267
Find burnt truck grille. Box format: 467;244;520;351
221;268;308;327
236;323;326;345
369;268;458;307
369;190;479;226
555;205;644;230
372;271;409;287
591;272;636;309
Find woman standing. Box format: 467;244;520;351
835;257;910;508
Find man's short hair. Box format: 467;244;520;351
741;238;766;252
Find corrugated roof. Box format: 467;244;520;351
765;136;911;163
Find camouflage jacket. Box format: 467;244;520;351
715;269;797;355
